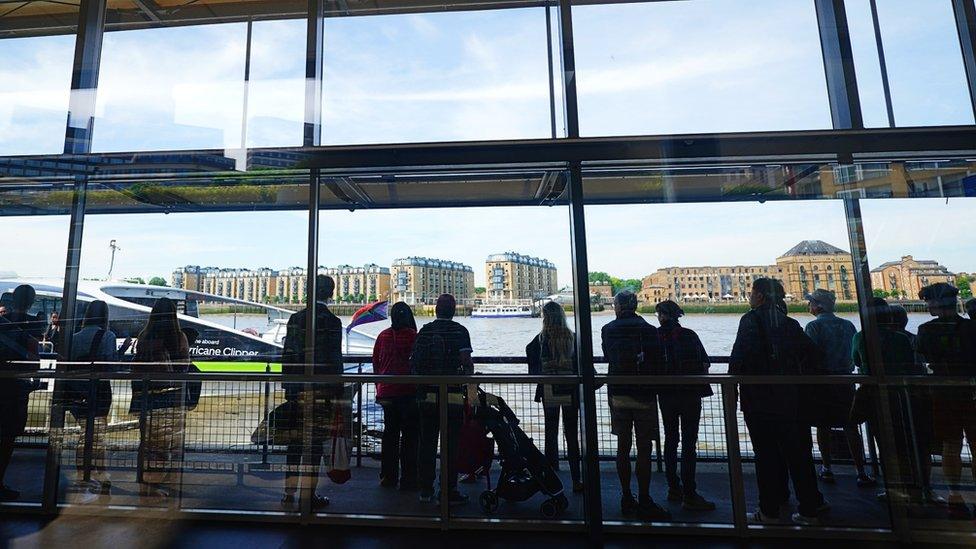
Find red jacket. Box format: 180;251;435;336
373;327;417;398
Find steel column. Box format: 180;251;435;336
869;0;896;127
953;0;976;120
300;0;325;522
815;0;864;132
44;0;107;515
557;0;601;542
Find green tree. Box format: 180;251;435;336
872;289;889;299
148;276;168;286
958;276;973;299
125;277;146;285
475;287;486;294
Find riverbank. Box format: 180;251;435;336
636;302;862;315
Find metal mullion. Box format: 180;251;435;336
843;197;910;542
720;382;747;535
953;0;976;120
815;0;864;132
300;0;325;524
868;0;896;128
44;0;108;515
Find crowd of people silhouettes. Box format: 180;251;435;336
0;276;974;524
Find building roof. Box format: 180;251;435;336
780;240;849;258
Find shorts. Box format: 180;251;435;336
609;396;659;440
932;396;976;448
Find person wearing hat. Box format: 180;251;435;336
917;283;976;519
654;300;715;511
803;289;874;488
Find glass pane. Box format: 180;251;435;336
573;0;831;136
315;174;582;522
0;7;76;155
848;0;975;127
0;183;72;507
246;19;306;148
321;9;552;144
585;195;890;529
860;197;976;532
60;174;310;512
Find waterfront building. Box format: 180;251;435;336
323;264;391;302
639;240;857;303
870;255;956;299
391;257;474;305
589;280;614;300
485;252;557;301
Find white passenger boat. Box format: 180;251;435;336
471;303;536;318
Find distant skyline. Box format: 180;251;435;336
2;198;974;288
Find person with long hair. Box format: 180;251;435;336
132;297;189;501
373;302;419;491
65;300;118;502
526;301;584;493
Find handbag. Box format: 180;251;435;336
251;400;302;446
326;404;351;484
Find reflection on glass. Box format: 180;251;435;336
0;34;74;155
322;10;551;144
573;0;830;136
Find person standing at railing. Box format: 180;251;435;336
132;297;189;501
852;298;938;505
373;302;419;492
0;285;44;502
802;289;874;488
653;300;715;512
410;293;474;506
966;298;976;320
64;300;118;503
601;290;669;521
280;274;343;510
916;283;976;520
730;278;827;526
526;301;586;494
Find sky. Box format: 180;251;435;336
1;0;975;285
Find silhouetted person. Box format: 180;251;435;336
966;298;976;320
132;297;189;501
373;302;419;491
602;290;669;521
653;300;715;511
527;301;584;493
410;294;474;505
64;300;118;502
280;274;343;510
803;289;873;487
916;283;976;519
43;311;61;350
730;278;826;525
0;285;43;501
853;298;938;504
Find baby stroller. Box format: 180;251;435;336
473;391;569;518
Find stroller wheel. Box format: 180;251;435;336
555;494;569;512
480;490;499;514
541;497;559;518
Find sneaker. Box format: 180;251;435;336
856;474;877;488
434;490;469;506
311;494;330;509
419;490;435;503
0;485;20;501
280;493;296;508
818;467;835;483
666;486;683;502
792;512;821;526
923;489;947;506
636;500;672;522
620;494;638;516
682;492;716;511
97;480;112;495
750;509;780;524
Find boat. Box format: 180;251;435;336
0;279;376;372
471;303;536;318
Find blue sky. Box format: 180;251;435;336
1;1;975;284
